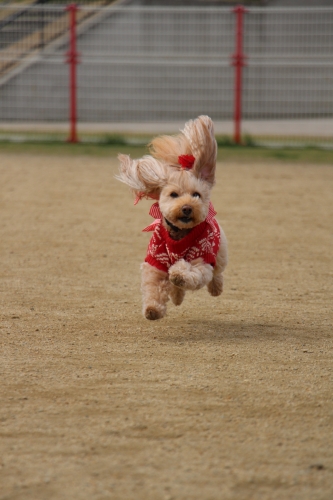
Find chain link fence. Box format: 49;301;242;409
0;3;332;145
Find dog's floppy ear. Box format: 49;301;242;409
116;154;167;199
182;115;217;186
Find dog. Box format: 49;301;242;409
116;115;228;320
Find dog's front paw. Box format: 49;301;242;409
143;301;166;320
169;273;186;288
169;260;191;289
145;307;162;320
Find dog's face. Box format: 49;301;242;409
116;116;217;233
159;170;211;229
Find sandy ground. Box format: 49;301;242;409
0;152;332;500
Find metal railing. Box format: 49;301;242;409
0;4;332;145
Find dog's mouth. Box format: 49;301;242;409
165;217;193;233
178;216;193;224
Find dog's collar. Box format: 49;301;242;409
164;217;181;233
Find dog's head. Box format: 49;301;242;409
117;115;217;231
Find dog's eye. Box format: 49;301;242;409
192;192;201;198
170;192;179;198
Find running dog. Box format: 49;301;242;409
117;115;228;320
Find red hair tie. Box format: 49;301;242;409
178;155;195;169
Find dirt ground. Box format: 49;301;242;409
0;152;332;500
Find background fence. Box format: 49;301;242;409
0;3;332;145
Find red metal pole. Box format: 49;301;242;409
66;4;79;143
232;5;247;145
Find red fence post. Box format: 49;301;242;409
66;4;79;143
232;5;247;145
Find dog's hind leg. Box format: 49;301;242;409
141;262;169;320
207;273;223;296
169;284;186;306
208;227;228;296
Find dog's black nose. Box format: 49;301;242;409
182;205;192;217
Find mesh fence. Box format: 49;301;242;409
0;4;332;145
243;8;333;119
76;7;234;122
0;4;69;121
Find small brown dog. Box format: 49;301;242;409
117;115;228;320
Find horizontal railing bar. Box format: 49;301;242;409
1;5;333;13
0;56;231;67
2;57;332;69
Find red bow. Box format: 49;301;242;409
178;155;195;169
134;191;160;205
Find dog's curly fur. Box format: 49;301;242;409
117;116;228;320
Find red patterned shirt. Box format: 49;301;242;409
143;202;221;273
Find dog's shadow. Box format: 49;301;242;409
157;318;303;344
